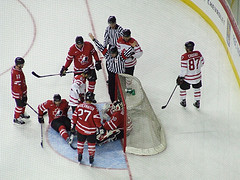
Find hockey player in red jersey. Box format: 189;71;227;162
60;36;102;103
38;94;73;144
71;92;102;166
11;57;30;124
176;41;204;108
97;100;133;145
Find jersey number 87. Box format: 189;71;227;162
188;57;200;70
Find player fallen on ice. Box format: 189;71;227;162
71;92;102;166
69;69;90;114
96;100;133;145
176;41;204;108
11;57;30;124
38;94;73;144
60;36;101;103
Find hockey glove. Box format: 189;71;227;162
97;126;106;135
95;61;102;71
176;76;184;85
38;116;44;124
60;66;68;77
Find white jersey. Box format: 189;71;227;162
180;50;204;84
69;75;86;107
117;37;143;68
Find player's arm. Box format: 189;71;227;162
89;33;108;55
60;48;74;76
12;73;23;99
132;40;143;59
38;101;48;123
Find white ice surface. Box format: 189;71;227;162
1;0;240;180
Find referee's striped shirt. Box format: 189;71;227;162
93;39;134;74
103;24;123;48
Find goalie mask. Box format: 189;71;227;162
112;100;123;112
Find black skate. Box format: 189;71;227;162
180;99;186;107
13;118;25;125
78;153;82;163
193;100;200;108
20;113;30;119
89;156;94;167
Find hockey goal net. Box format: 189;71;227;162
115;74;166;155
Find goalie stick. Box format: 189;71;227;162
161;84;178;109
32;70;82;78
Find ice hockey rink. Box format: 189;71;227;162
1;0;240;179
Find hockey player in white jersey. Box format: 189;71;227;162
69;70;89;113
176;41;204;108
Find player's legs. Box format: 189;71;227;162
125;66;135;90
51;117;71;142
179;81;190;107
87;134;97;165
86;69;97;102
192;81;202;108
77;132;87;162
13;98;26;124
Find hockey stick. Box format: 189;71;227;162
161;84;178;109
32;70;82;78
25;102;44;148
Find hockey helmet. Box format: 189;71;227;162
185;41;195;50
109;46;118;54
53;94;61;102
15;57;25;65
112;100;123;111
85;91;95;102
75;36;84;45
108;16;116;24
123;29;131;37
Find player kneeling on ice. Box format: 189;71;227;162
96;100;133;145
71;93;102;166
69;69;90;114
38;94;73;145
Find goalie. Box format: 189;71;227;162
97;100;133;145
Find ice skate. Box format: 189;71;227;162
193;100;200;108
20;112;30;119
13;118;25;125
89;156;94;167
78;153;82;164
180;99;186;107
66;135;73;145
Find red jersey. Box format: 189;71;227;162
64;41;100;71
72;102;102;135
38;99;69;124
180;51;204;84
117;37;143;68
11;66;27;99
103;109;124;130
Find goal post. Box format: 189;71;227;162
115;74;166;155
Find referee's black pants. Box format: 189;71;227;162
107;69;116;103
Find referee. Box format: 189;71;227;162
89;33;137;102
103;16;123;49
